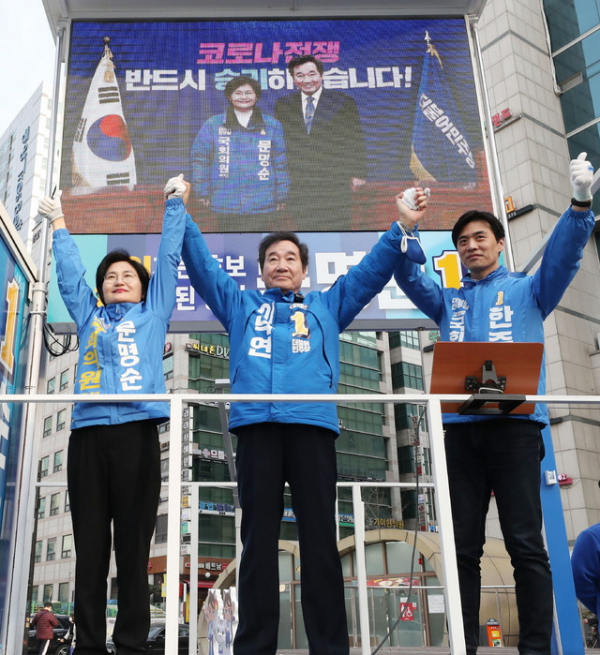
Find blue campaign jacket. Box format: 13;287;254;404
394;206;595;426
53;198;185;429
191;106;289;214
182;216;405;434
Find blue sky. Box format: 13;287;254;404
0;0;55;134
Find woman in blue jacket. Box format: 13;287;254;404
191;75;289;231
38;176;188;655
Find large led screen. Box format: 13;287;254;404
47;229;468;332
60;18;493;234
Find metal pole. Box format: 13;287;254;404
352;484;370;655
214;379;238;505
166;396;183;654
426;397;466;655
189;482;199;654
25;464;42;614
467;15;516;272
213;379;242;592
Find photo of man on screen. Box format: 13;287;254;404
275;55;367;230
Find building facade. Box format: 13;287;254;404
0;81;60;256
477;0;600;541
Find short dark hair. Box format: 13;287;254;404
258;232;309;270
224;75;262;101
43;602;53;609
451;210;505;247
287;54;324;77
95;249;150;305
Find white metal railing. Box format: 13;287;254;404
186;477;437;654
6;391;600;655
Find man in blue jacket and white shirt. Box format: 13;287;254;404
182;185;428;655
393;153;595;655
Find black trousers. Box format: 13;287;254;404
68;420;161;655
445;419;553;655
233;423;349;655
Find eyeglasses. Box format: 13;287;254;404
104;271;138;284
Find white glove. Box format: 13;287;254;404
570;152;594;202
38;195;64;223
164;174;186;198
401;186;431;211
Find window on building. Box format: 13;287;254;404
401;489;417;520
163;354;174;380
34;541;42;563
422;447;432;477
50;493;60;516
336;451;388;480
545;4;600;217
155;514;168;544
151;573;164;604
56;409;67;431
37;497;46;519
425;487;436;522
394;403;428;432
53;450;63;473
64;491;70;513
158;422;170;434
43;417;53;438
61;535;72;559
31;585;39;609
43;584;53;603
58;582;69;607
339;331;377;347
160;458;169;482
194;406;223;433
39;456;49;478
47;538;56;561
59;370;69;391
398;445;415;475
389;330;420;350
187;347;231;392
198;514;236;558
391;361;424;390
46;377;55;394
